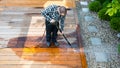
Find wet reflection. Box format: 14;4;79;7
11;48;81;68
7;27;81;67
7;28;78;48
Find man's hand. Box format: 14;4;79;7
50;19;56;24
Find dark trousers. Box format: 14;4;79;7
45;20;59;43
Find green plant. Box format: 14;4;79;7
102;0;111;8
106;0;120;16
88;1;102;12
118;44;120;53
98;8;110;21
96;0;106;4
112;11;120;17
110;17;120;32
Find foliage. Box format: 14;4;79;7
96;0;106;4
96;0;112;4
110;17;120;32
112;11;120;17
98;8;110;21
106;0;120;16
88;1;102;12
102;0;111;8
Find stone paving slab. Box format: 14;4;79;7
95;52;108;62
80;1;88;5
84;16;94;23
82;8;89;13
88;25;98;32
90;38;102;45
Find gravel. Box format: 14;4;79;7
76;0;120;68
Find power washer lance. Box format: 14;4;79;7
55;23;72;48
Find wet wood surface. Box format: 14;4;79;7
0;3;87;68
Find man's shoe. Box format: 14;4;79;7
54;42;59;46
46;42;50;47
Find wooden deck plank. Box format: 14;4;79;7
0;0;75;8
0;1;87;68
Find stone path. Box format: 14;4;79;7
78;0;120;68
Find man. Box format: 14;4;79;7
41;5;67;47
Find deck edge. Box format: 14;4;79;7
74;1;88;68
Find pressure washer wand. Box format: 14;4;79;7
56;26;72;48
